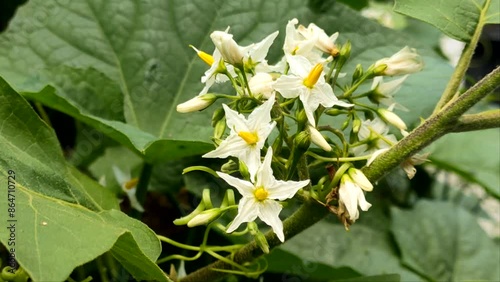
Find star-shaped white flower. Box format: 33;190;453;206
273;55;352;126
112;166;144;212
374;46;424;76
217;148;310;242
203;94;276;179
283;18;322;63
338;168;373;222
298;23;340;56
370;75;409;110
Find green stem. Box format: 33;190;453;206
34;102;52;127
432;0;491;114
451;109;500;132
136;163;153;206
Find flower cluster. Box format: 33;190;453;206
175;18;425;243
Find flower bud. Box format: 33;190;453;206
176;94;217;113
210;30;244;66
239;159;250;180
374;46;423;76
352;118;362;134
377;108;407;130
294;131;311;152
249;72;275;98
211;108;225;127
308;125;331;152
325;108;344;116
352;64;363;82
221;159;238;173
213;118;226;140
187;208;222;227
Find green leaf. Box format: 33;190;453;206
335;274;401;282
429;129;500;198
266;248;361;281
0;77;170;281
277;221;422;281
394;0;499;42
0;0;452;162
391;200;500;281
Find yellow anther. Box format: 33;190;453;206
124;178;139;190
190;45;214;66
303;63;324;88
292;46;299;55
238;131;259;145
254;187;269;201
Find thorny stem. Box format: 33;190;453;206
432;0;491;114
179;66;500;282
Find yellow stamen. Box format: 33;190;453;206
124;178;139;190
303;63;324;88
190;45;214;66
254;187;269;201
238;131;259;145
292;46;299;55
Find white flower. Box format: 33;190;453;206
273;55;352;126
217;148;310;242
374;46;424;76
248;72;275;98
352;117;397;156
112;166;144;212
283;18;322;62
308;125;331;151
338;171;372;222
210;29;279;68
203;94;276;179
370;75;409;110
176;94;217;113
298;23;340;56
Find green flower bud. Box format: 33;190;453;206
352;118;362;134
239;159;250;180
352;64;363;82
294;131;311;152
221;159;238;173
213;118;227;140
187;208;222;227
325;108;344;116
211;108;225;127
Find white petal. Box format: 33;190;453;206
227;197;259;233
202;134;248;159
240;146;262;181
266;179;310;201
258;200;285;242
256;121;276;150
248;31;279;62
126;188;145;212
216;172;255;197
112;166;130;185
286;54;311;78
273;75;304;99
348;168;373;191
223;104;250;133
366;148;390;166
339;179;360;221
247;93;275;129
355;188;372;211
255;148;275;187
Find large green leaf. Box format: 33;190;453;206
277;220;422;281
391;200;500;281
394;0;500;42
0;0;452;163
429;128;500;198
0;77;170;281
